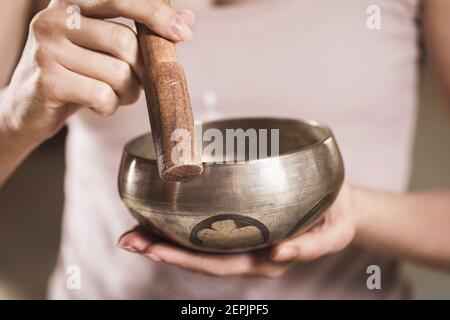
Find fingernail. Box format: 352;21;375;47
178;10;196;27
275;247;298;261
117;236;147;253
146;254;163;262
171;16;194;41
121;245;138;253
117;239;138;253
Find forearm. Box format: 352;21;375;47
352;186;450;269
0;88;36;187
0;0;34;187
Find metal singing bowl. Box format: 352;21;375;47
118;118;345;253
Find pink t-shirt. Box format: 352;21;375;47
49;0;420;299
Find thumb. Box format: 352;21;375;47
271;217;354;262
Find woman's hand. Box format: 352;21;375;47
1;0;195;147
118;184;357;278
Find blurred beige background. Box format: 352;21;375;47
0;63;449;300
403;64;450;299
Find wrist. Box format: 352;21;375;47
0;98;40;156
346;184;371;245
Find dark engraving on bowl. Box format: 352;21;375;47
190;214;270;250
286;193;336;238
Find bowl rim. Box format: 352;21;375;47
124;117;335;167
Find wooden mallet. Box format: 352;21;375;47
136;2;203;183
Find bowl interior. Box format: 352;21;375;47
127;118;331;163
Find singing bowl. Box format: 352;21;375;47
118;118;344;253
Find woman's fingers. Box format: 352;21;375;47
65;17;144;81
117;226;156;253
150;245;290;278
118;226;291;278
65;10;194;84
144;243;256;277
65;0;194;41
55;40;141;105
117;228;247;276
51;63;120;116
41;0;197;111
